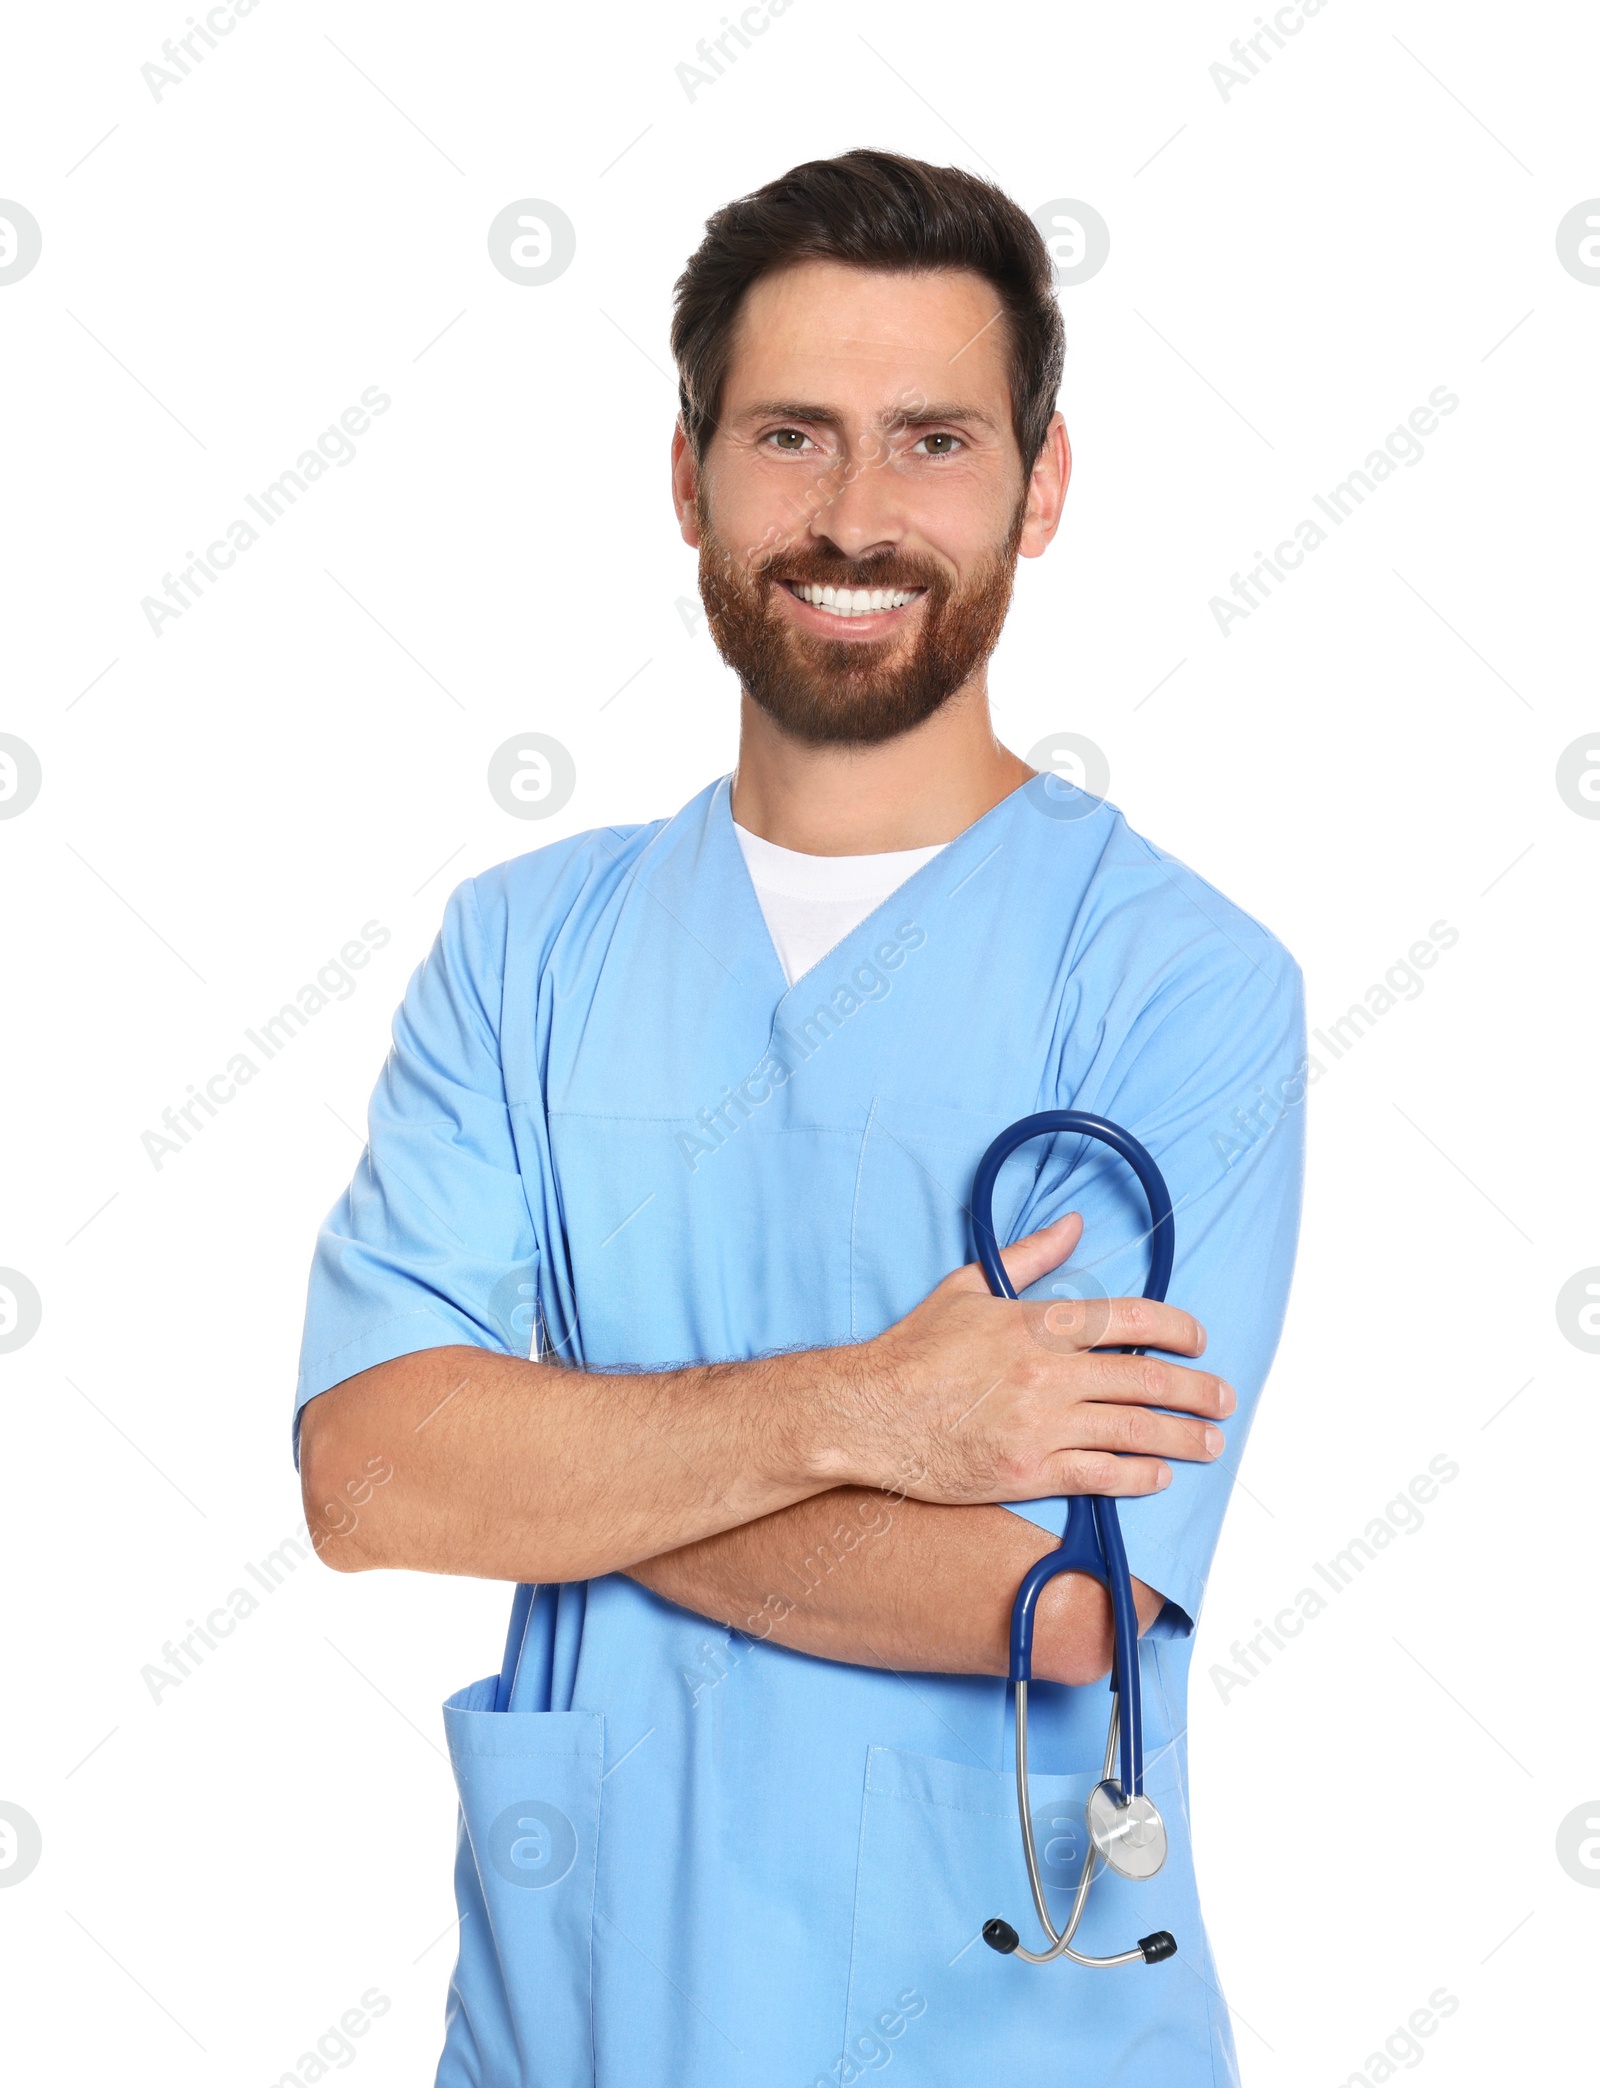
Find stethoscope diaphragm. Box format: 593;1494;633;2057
1087;1781;1168;1882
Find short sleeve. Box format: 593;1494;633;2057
291;875;541;1463
1002;940;1306;1636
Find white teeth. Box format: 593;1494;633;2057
792;583;918;617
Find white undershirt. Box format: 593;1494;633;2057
733;821;947;987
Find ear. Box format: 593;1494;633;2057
671;423;702;548
1017;411;1071;560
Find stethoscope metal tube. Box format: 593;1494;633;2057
970;1111;1180;1971
1003;1686;1147;1965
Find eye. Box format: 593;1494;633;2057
765;427;814;452
912;431;964;457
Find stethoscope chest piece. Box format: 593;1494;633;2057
1086;1782;1168;1882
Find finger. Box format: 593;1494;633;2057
999;1212;1083;1292
1059;1295;1207;1358
1071;1353;1236;1417
1066;1405;1226;1465
946;1212;1083;1295
1043;1451;1174;1497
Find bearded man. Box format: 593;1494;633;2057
296;148;1304;2087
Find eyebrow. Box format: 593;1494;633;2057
735;399;1000;434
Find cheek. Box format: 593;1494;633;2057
707;448;832;548
894;470;1019;572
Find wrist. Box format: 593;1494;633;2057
770;1335;902;1493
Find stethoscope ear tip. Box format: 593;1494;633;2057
1138;1930;1178;1964
983;1918;1021;1955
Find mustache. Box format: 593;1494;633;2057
753;549;946;595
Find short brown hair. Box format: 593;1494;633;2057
671;149;1064;469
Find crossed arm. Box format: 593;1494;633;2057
623;1485;1166;1687
300;1216;1223;1686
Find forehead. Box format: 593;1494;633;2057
721;258;1012;419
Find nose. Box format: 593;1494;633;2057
805;432;907;563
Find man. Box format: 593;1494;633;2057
296;149;1304;2086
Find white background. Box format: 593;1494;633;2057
2;0;1596;2081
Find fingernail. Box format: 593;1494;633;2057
1219;1383;1237;1415
1157;1464;1172;1488
1204;1427;1224;1456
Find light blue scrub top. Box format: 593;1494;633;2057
295;773;1305;2088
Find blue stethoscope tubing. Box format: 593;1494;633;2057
971;1110;1178;1964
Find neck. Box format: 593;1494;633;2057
729;674;1033;855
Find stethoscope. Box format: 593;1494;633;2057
971;1112;1179;1971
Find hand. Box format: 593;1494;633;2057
827;1214;1234;1506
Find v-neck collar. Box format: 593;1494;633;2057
706;772;1036;1011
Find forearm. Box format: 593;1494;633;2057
625;1488;1164;1687
300;1341;874;1581
300;1233;1228;1589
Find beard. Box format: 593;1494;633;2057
695;490;1026;748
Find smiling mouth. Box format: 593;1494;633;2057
780;580;926;619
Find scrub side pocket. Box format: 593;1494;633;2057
437;1676;603;2088
837;1745;1209;2086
